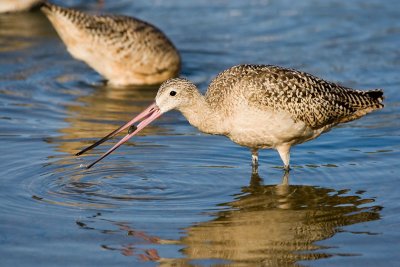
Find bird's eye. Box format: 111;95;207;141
170;91;177;96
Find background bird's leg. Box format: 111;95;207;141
251;149;259;173
277;144;291;171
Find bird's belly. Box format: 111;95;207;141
227;109;321;149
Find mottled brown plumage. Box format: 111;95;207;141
0;0;41;13
41;2;180;86
206;65;384;130
77;64;384;171
156;64;384;171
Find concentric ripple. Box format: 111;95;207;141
1;0;400;266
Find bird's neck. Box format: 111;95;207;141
177;92;224;135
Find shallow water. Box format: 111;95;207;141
1;0;399;266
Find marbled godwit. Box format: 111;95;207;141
41;2;180;86
0;0;42;13
77;64;384;171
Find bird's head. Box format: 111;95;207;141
155;78;199;113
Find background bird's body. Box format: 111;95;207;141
0;0;41;13
41;3;180;86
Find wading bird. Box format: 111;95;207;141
41;2;180;86
77;64;384;172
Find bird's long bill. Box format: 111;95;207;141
76;102;162;169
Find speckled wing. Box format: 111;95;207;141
82;15;175;63
41;3;180;77
207;65;383;129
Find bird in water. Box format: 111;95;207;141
76;64;384;172
0;0;42;13
41;2;180;86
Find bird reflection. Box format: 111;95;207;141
51;83;161;155
170;172;381;266
75;172;382;266
0;9;51;52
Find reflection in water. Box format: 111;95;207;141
172;173;381;266
35;82;171;208
0;10;52;52
76;172;381;266
51;82;161;155
76;213;163;261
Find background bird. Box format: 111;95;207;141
77;64;384;171
0;0;42;13
41;2;180;86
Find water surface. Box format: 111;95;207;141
1;0;399;266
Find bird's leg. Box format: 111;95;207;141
251;149;259;165
251;149;259;173
277;145;291;171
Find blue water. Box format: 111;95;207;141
0;0;399;266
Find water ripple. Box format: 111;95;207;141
1;0;400;266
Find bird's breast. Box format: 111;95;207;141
225;107;321;149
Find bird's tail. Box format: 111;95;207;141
39;1;83;19
365;89;384;109
340;89;384;124
22;0;48;11
37;0;50;9
39;0;89;37
39;1;62;15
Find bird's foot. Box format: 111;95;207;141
251;150;259;174
283;165;291;172
251;154;258;166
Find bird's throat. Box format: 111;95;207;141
178;97;224;135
